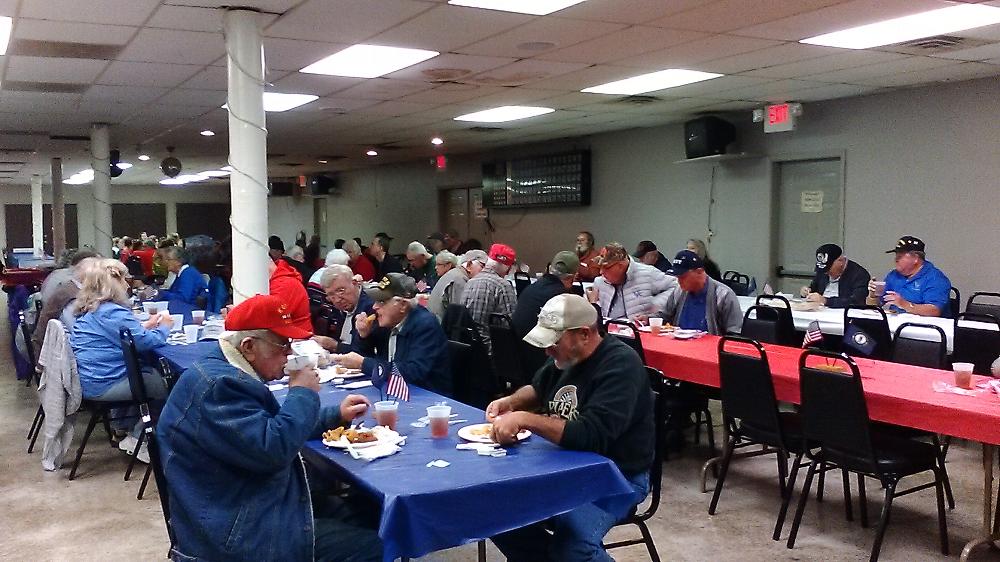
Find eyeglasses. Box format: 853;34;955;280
251;337;292;354
326;286;352;296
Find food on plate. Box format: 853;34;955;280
469;424;493;437
322;426;378;443
335;365;347;374
322;427;345;441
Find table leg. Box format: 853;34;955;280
960;444;999;561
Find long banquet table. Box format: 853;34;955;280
641;331;1000;560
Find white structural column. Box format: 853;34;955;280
30;175;44;256
165;202;178;237
224;8;270;303
50;158;66;257
91;123;113;256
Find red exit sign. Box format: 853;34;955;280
763;102;799;133
768;103;790;125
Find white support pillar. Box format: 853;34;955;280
224;8;270;303
30;175;44;256
50;158;66;257
91;123;113;256
165;201;178;237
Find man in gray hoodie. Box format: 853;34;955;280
659;250;742;335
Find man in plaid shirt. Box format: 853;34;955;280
461;243;518;352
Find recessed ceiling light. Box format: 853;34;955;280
200;130;215;137
222;92;319;113
300;44;439;78
317;159;328;164
431;137;444;146
137;154;150;161
800;4;1000;50
0;17;11;56
115;162;133;170
581;69;723;95
366;150;379;157
454;106;555;123
64;169;95;185
448;0;587;16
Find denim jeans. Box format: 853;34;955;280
492;470;651;562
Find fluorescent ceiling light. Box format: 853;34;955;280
581;69;723;95
800;4;1000;50
200;170;231;177
366;150;379;157
454;105;555;123
300;44;439;78
222;92;319;112
0;17;11;56
160;178;188;186
64;169;94;185
448;0;586;16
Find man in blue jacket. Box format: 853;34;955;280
158;294;381;561
333;273;452;397
155;245;208;307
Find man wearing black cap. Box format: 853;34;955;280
800;243;871;308
870;236;952;316
634;240;670;272
658;250;742;334
332;272;452;396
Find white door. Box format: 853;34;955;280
773;158;843;293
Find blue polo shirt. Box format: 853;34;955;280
882;259;951;313
678;284;709;331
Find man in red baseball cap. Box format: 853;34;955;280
461;242;519;352
157;293;381;562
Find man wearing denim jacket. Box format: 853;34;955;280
158;294;382;561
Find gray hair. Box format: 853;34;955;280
222;329;272;349
160;245;188;264
435;250;458;267
325;249;350;266
486;258;510;275
343;239;361;255
320;264;354;287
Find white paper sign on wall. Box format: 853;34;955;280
800;190;824;213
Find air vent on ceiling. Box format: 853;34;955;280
421;68;474;82
8;39;123;60
468;126;504;133
5;81;88;94
889;35;991;55
606;95;663;105
50;135;89;141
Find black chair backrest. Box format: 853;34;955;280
569;281;585;297
722;271;752;296
948;286;961;319
441;303;477;342
144;425;176;549
965;292;1000;321
120;328;148;403
718;336;785;447
637;366;667;521
842;305;893;360
604;319;645;363
19;310;37;371
513;271;531;296
740;306;781;345
157;357;180;393
488;313;530;388
755;294;796;345
953;312;1000;375
798;350;879;474
891;322;948;369
446;339;476;405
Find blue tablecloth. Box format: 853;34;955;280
154;340;217;373
279;385;635;562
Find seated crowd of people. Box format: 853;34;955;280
25;226;960;561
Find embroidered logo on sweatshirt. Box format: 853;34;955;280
549;384;579;421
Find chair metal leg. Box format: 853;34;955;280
787;460;817;549
138;464;152;500
26;406;44;453
934;468;950;555
774;452;803;541
477;539;487;562
932;435;956;509
869;480;897;562
636;520;661;562
858;473;869;528
817;461;827;502
843;469;854;523
708;437;737;515
776;450;789;496
26;404;42;438
124;431;145;481
69;409;102;481
694;410;702;444
704;408;716;458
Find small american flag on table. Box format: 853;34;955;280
385;363;410;402
802;320;823;348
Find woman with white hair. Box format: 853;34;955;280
686;238;722;282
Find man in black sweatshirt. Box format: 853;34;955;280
487;293;653;562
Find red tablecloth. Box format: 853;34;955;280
1;268;49;287
641;333;1000;446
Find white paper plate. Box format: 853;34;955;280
322;426;400;449
458;423;531;444
672;329;704;340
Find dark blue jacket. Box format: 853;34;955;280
362;305;452;397
158;346;342;561
159;265;208;306
339;290;390;355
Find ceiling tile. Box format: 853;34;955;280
384;53;517;82
526;64;661;92
697;43;839;74
854;61;1000;87
742;50;908;79
334;78;435;101
396;83;506;104
807;56;957;84
456;16;627;59
269;72;363;96
14;19;137;45
74;102;146;122
554;0;717;25
515;91;610;110
361;100;440;117
717;78;830;100
98;61;203;88
617;34;783;70
0;91;81;113
467;59;591;87
310;96;383;113
179;66;230;90
535;26;709;65
157;88;229;107
20;0;160;26
367;4;533;52
649;74;771;97
168;0;300;11
82;85;170;104
784;83;884;101
265;0;434;43
264;38;351;72
926;42;1000;63
735;0;951;41
651;0;844;33
148;5;222;33
6;56;108;84
118;28;225;65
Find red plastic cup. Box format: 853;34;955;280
427;405;451;438
374;401;398;431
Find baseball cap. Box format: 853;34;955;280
550;250;580;276
460;249;488;265
488;243;516;266
594;243;629;266
224;294;313;340
267;235;285;252
666;250;704;276
365;272;418;302
886;236;925;254
815;243;843;272
375;232;393;240
406;241;432;258
524;294;599;348
634;240;657;258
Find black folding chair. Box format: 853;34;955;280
22;311;45;453
952;312;1000;375
513;271;531;296
965;291;1000;320
723;271;752;297
144;424;177;558
603;366;665;562
843;306;893;361
755;294;797;346
948;287;961;319
120;328;161;486
488;313;531;391
569;281;585;297
137;357;182;500
605;319;646;363
787;350;949;561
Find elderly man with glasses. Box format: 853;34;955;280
587;242;677;322
332;273;452;397
312;264;388;355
